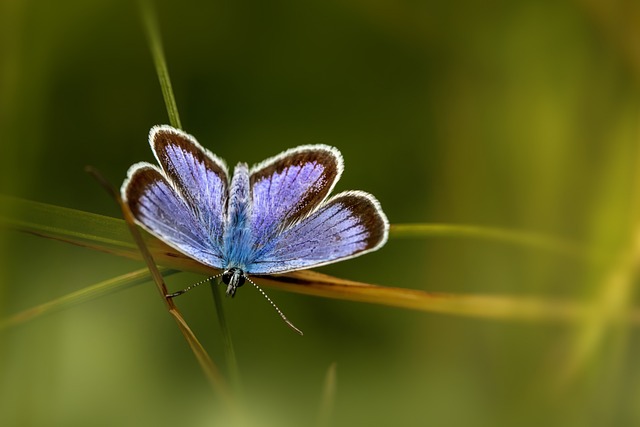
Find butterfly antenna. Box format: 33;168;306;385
166;272;224;298
246;276;304;336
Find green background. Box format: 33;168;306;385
2;0;639;425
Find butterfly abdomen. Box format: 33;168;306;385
223;162;254;269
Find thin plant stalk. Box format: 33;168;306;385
316;362;337;427
391;223;589;260
0;268;177;331
138;0;244;393
211;280;243;395
86;167;238;415
9;195;640;325
139;0;182;129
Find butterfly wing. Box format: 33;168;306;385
247;190;388;274
121;125;229;269
247;145;388;274
249;144;344;252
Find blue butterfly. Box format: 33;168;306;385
121;125;389;332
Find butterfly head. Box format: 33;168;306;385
222;267;246;297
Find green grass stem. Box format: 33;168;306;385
391;223;588;259
0;268;176;331
211;281;243;395
139;0;182;129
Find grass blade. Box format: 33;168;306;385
391;223;589;259
85;169;238;416
316;362;337;427
0;268;177;330
139;0;182;129
4;195;636;324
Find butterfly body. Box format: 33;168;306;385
122;125;389;299
224;162;253;274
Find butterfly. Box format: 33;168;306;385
121;125;389;333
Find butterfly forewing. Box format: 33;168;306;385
249;145;343;251
246;190;389;274
151;125;229;242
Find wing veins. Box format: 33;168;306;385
138;176;224;259
269;224;368;257
256;202;353;260
276;162;323;231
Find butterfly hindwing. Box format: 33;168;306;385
249;145;343;251
247;190;389;274
122;164;226;268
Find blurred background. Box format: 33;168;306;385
1;0;639;425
